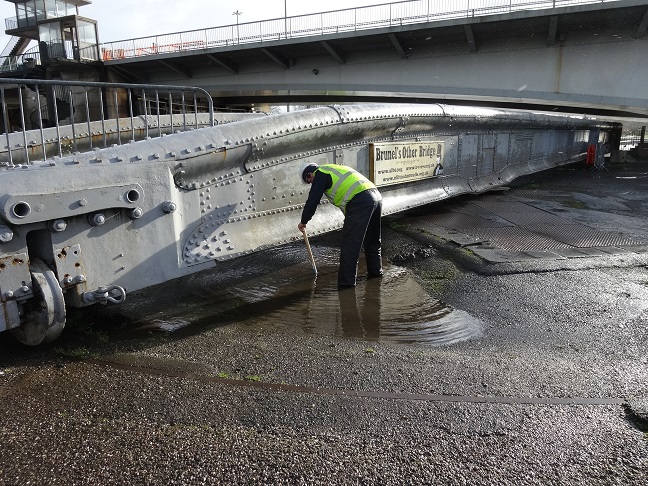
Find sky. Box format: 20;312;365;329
0;0;385;47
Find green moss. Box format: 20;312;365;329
562;200;588;209
53;346;94;360
417;262;459;292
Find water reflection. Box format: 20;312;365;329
272;264;483;345
135;254;483;346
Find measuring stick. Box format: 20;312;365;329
303;230;318;276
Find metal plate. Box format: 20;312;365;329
532;224;647;248
417;199;648;252
413;212;513;229
456;226;573;251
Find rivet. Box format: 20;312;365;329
129;207;144;219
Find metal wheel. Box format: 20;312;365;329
10;258;66;346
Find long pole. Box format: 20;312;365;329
284;0;287;38
233;10;242;43
303;230;317;276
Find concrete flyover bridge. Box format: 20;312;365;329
100;0;648;117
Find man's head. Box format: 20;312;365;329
302;163;318;184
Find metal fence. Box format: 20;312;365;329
620;128;646;150
0;42;100;73
0;79;214;166
99;0;621;60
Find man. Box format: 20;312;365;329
298;163;383;289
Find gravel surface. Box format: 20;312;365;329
1;160;647;485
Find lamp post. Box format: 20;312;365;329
233;10;242;43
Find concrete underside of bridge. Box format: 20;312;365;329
104;1;648;118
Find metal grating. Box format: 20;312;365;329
413;199;648;253
531;224;647;248
473;200;561;226
413;212;513;229
458;226;573;251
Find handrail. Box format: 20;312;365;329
98;0;623;61
0;78;215;166
0;41;101;72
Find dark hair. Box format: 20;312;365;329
302;163;319;182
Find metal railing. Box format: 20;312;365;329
0;79;215;166
620;128;646;150
0;41;100;73
99;0;620;60
4;4;79;31
0;44;40;72
0;36;20;57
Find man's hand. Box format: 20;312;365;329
298;223;306;233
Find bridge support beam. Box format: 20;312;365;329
321;41;344;64
464;25;477;52
207;54;238;74
261;48;290;69
637;7;648;37
388;33;407;59
548;16;558;46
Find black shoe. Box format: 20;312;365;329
337;283;356;290
367;271;383;279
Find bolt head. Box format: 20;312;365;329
89;213;106;226
162;201;177;214
0;227;13;243
50;219;67;232
129;208;144;220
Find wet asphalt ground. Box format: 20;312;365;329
1;157;648;485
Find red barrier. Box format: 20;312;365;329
586;144;596;166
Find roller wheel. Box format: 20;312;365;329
10;258;66;346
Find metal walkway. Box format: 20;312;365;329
409;195;648;263
98;0;627;60
95;0;648;118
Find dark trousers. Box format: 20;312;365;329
338;188;382;287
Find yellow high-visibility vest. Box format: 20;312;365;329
316;164;375;212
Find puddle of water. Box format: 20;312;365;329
136;318;192;332
236;264;483;345
132;248;483;346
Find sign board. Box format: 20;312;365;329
369;141;444;186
